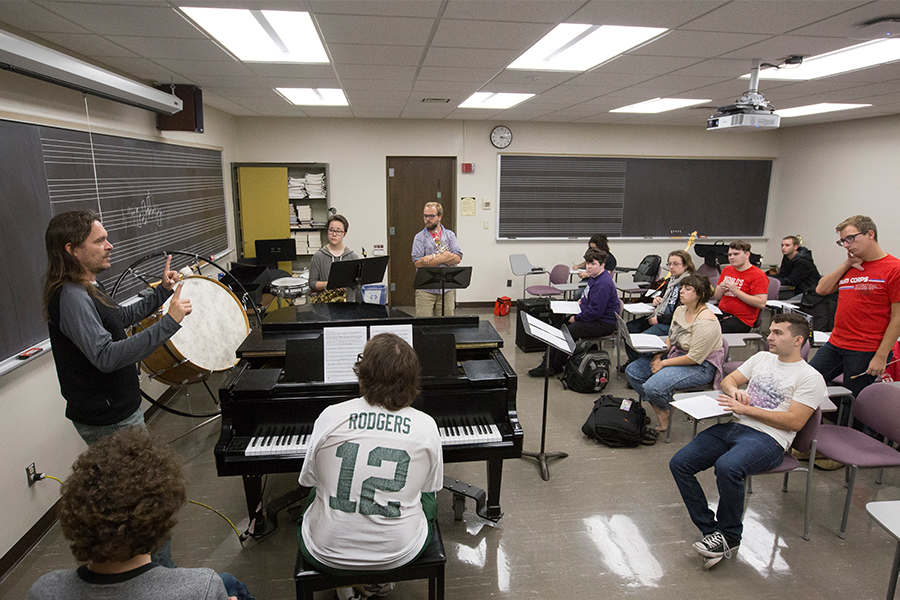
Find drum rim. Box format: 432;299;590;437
140;275;250;376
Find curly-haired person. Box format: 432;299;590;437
27;427;253;600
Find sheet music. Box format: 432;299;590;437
629;334;667;351
624;302;654;315
550;301;580;315
766;299;797;309
522;313;570;350
671;394;732;420
323;326;367;383
369;324;414;347
814;331;831;345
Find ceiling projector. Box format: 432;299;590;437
708;58;780;131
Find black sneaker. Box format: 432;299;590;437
528;365;556;377
692;532;738;569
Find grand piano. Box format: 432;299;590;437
215;303;522;536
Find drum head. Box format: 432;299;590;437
162;276;249;371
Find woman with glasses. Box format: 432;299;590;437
625;273;725;444
628;250;696;337
309;214;360;302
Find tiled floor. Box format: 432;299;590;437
3;307;899;599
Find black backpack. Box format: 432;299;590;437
562;341;610;394
582;395;646;448
799;290;839;332
633;255;661;283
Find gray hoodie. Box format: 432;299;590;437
308;246;360;302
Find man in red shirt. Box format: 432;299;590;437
810;215;900;400
713;241;768;333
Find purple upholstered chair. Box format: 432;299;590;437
745;407;822;540
815;383;900;538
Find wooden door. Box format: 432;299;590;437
386;157;456;307
236;166;292;271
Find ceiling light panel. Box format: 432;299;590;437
180;7;328;63
508;23;667;72
276;88;348;106
459;92;535;109
611;98;711;113
750;39;900;80
777;103;871;117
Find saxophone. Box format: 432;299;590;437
309;288;347;303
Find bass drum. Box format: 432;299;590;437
136;276;250;386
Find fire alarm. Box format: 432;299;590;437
461;163;474;173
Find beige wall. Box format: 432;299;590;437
0;68;237;560
764;114;900;272
234;117;780;301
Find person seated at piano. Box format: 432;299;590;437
27;427;254;600
308;214;359;303
298;333;443;600
625;274;726;443
529;248;618;378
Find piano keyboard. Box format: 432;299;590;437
240;419;503;457
439;419;502;446
245;425;310;457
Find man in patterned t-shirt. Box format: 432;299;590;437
669;313;826;569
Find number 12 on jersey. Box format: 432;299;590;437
329;441;410;517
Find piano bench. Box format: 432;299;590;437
294;520;446;600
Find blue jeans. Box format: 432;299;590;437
809;341;890;400
72;406;145;445
625;355;716;410
669;423;785;544
219;573;255;600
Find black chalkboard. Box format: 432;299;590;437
0;118;226;365
497;154;772;239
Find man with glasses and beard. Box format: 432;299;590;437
411;201;462;317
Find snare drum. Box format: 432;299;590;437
136;276;250;386
270;276;308;299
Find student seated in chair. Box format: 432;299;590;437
714;240;768;333
529;247;618;378
773;234;820;300
27;427;253;600
625;274;725;442
669;313;826;570
628;249;696;337
298;333;443;600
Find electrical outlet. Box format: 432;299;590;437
26;463;36;487
507;279;512;287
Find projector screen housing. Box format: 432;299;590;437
0;30;182;115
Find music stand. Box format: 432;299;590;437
254;238;297;267
413;266;472;316
326;256;390;295
519;311;575;481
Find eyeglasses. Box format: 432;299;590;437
327;229;345;235
423;214;438;219
836;232;865;246
357;353;363;362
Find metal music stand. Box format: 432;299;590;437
519;311;575;481
326;255;390;295
413;266;472;316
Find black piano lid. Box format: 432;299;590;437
461;359;506;382
233;368;281;392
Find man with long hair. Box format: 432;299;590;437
27;428;252;599
298;333;443;600
43;210;192;444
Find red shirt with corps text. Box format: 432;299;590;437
718;264;769;326
828;254;900;352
